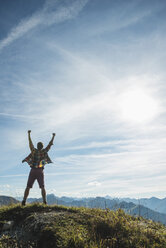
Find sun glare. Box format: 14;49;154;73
119;88;158;123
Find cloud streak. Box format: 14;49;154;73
0;0;88;52
0;112;42;120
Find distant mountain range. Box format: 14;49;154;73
105;196;166;214
1;194;166;225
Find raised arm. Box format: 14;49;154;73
45;133;56;152
28;130;34;152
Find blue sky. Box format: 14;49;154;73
0;0;166;199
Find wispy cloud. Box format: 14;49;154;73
0;0;88;52
88;181;101;187
0;174;27;178
52;135;166;197
79;0;163;38
0;112;42;120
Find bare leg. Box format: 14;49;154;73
22;187;30;206
41;187;47;204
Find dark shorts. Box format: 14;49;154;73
27;168;44;188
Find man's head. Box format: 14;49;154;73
37;142;43;150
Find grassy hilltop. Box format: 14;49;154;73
0;204;166;248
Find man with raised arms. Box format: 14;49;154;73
22;130;55;206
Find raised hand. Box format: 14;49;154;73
52;133;56;136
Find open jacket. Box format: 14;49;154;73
23;140;53;168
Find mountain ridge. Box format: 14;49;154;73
15;194;166;225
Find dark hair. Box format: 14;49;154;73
37;142;43;150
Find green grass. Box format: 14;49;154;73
0;203;166;248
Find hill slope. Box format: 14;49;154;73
0;204;166;248
26;194;166;225
0;196;19;206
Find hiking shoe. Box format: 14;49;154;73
21;200;26;206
